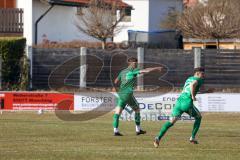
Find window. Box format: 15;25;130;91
120;8;131;22
206;45;217;49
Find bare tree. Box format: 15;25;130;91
177;0;240;48
160;7;181;30
75;0;127;49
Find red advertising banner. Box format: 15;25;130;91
0;92;74;110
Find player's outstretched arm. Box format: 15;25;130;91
139;67;163;74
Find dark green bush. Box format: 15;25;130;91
0;38;27;90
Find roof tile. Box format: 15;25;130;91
63;0;130;8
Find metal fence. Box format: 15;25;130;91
30;47;240;90
203;50;240;87
0;8;23;35
31;48;192;90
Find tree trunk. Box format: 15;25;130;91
101;40;106;49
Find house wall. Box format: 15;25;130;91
184;42;240;50
17;0;33;46
114;0;182;43
219;44;236;50
33;0;98;45
184;43;204;50
114;0;150;42
17;0;98;45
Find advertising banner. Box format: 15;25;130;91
0;92;74;110
1;92;240;117
73;92;240;121
197;93;240;112
74;92;116;111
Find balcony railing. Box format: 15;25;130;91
0;8;23;36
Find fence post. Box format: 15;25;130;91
27;46;33;89
80;47;87;88
137;47;144;91
194;47;202;68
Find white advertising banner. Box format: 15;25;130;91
74;92;116;111
74;92;240;121
197;93;240;112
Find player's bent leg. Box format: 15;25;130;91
113;106;124;136
154;117;178;148
157;117;178;139
156;104;182;140
154;102;183;148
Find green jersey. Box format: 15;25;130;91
117;67;140;93
181;76;204;98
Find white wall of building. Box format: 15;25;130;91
17;0;33;46
33;0;97;45
114;0;149;42
17;0;97;45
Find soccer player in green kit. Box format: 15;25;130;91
113;57;162;136
154;67;211;147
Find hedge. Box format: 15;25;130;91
0;38;27;90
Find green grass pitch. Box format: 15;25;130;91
0;112;240;160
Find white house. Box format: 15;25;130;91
114;0;183;42
15;0;182;46
16;0;131;46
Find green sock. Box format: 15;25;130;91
135;112;141;126
113;114;120;128
192;117;202;139
157;121;173;140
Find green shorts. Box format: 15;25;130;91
116;92;139;110
172;95;201;118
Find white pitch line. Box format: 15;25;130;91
0;148;239;153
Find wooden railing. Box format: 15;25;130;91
0;8;23;36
